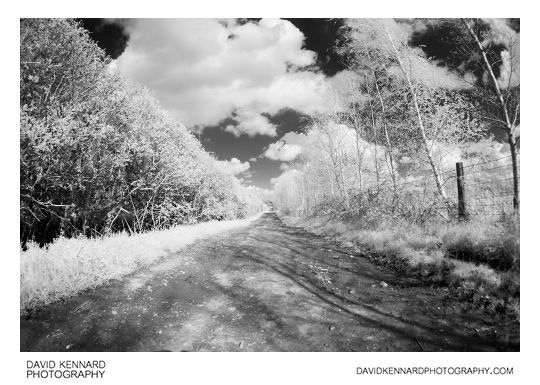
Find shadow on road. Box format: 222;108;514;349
20;212;518;352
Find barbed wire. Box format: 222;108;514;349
399;154;517;176
347;153;519;220
360;154;517;191
468;202;516;208
466;163;514;175
467;176;518;186
462;154;516;169
362;173;514;193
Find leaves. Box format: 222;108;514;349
20;19;262;245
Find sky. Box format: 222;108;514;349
81;18;349;190
80;18;519;190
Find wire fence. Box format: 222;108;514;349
357;154;519;222
462;159;518;219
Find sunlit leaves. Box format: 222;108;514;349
20;19;261;245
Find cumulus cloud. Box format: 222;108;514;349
225;110;277;137
497;49;520;89
243;184;273;200
346;18;470;90
115;18;332;135
264;142;302;161
407;18;519;90
216;157;250;176
279;163;291;171
263;131;310;161
270;168;302;188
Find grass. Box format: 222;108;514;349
281;214;519;319
441;221;519;270
20;212;264;313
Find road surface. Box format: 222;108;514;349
20;212;518;351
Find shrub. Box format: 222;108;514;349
20;19;265;246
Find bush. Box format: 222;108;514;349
20;19;264;245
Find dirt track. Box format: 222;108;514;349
20;212;518;351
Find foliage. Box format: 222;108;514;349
281;214;519;321
271;19;519;319
272;18;511;223
21;213;263;312
20;19;264;245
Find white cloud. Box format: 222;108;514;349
281;131;311;146
225;110;277;137
243;184;273;200
263;131;311;161
264;142;302;161
115;18;333;134
279;163;291;171
345;19;470;90
271;169;302;188
513;124;520;138
216;157;250;175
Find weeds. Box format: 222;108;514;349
20;212;263;313
281;214;519;320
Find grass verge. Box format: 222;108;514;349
280;214;519;320
21;212;264;313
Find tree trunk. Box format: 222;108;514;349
508;130;520;209
351;110;364;192
462;18;520;210
384;26;451;212
368;100;381;185
372;69;398;208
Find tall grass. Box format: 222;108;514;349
282;213;519;318
21;212;264;313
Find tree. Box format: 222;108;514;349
461;19;520;209
20;19;264;245
410;18;520;209
341;19;484;216
337;33;401;204
383;21;453;211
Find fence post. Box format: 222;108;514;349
456;162;468;221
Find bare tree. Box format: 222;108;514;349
382;23;452;212
409;18;520;209
460;18;520;209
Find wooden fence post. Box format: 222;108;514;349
456;162;468;221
